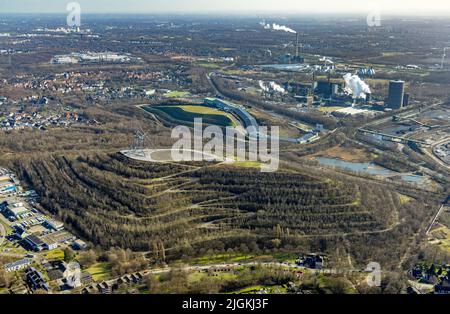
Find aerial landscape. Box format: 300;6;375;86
0;0;450;300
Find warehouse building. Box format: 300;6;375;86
4;202;29;219
44;219;65;231
24;235;45;252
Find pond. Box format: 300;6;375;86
315;157;426;185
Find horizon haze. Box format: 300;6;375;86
1;0;450;16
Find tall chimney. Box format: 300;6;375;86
296;33;299;58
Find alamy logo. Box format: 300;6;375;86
367;4;382;27
171;118;280;173
366;262;382;287
67;2;81;28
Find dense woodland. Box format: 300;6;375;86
11;150;435;270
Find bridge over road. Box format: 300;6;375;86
358;128;430;147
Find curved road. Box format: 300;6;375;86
425;136;450;171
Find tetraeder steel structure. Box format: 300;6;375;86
131;120;150;157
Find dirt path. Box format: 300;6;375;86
426;205;446;235
0;223;5;247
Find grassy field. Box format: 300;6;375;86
229;284;289;294
399;194;412;205
188;270;237;284
197;63;222;69
0;239;27;255
221;69;257;76
313;145;376;163
85;262;112;282
180;105;237;123
0;218;12;234
232;161;262;169
187;251;299;265
318;106;347;113
165;91;191;98
430;225;450;252
146;105;238;127
45;249;65;261
272;252;299;263
233;285;265;294
190;252;256;265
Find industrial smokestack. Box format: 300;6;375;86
296;33;299;58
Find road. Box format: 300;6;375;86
206;72;224;98
0;211;10;247
363;101;444;128
426;204;446;235
424;136;450;171
0;222;5;247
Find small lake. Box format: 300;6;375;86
260;64;309;72
315;157;426;185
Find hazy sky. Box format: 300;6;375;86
1;0;450;15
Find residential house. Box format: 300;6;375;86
4;258;32;272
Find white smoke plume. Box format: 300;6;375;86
259;81;286;94
259;80;267;91
343;73;371;99
272;23;297;34
259;21;296;34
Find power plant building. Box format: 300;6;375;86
387;80;405;109
314;81;340;98
403;93;410;107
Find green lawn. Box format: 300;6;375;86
45;249;65;260
0;240;27;254
147;105;236;127
0;219;12;237
165;91;191;98
318;106;346;113
85;262;112;282
190;252;255;265
272;252;299;263
233;285;265;294
197;63;222;69
188;271;237;284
